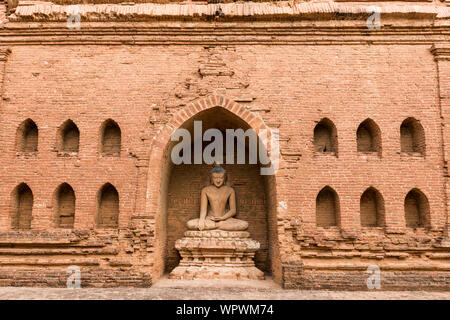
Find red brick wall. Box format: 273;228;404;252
0;42;447;288
434;54;450;239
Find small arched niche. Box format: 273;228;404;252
100;119;121;155
404;188;430;228
16;119;38;152
96;183;119;228
57;120;80;153
357;119;382;155
360;187;385;227
316;186;340;227
400;118;425;155
314;118;338;155
11;183;33;230
54;183;76;228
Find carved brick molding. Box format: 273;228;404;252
430;44;450;60
0;47;11;100
8;1;449;22
6;0;18;12
1;25;449;45
0;47;11;61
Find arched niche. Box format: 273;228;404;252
57;120;80;153
53;183;76;228
400;118;425;155
96;183;119;228
16;119;38;152
147;97;281;284
357;119;382;155
314;118;338;155
316;186;340;228
360;187;385;227
404;188;430;228
100;119;121;155
11;183;33;230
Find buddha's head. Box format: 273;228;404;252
210;166;227;188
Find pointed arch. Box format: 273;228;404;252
145;95;283;284
57;120;80;153
11;183;33;229
54;183;76;228
404;188;430;228
357;118;382;155
100;119;121;155
400;117;425;155
314;118;338;154
316;186;340;227
16;119;38;152
97;183;119;228
360;187;385;227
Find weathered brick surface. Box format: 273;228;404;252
284;269;450;291
0;1;448;289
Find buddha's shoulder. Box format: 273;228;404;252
222;185;234;193
202;185;215;192
202;185;233;192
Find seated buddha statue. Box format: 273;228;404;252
187;166;248;231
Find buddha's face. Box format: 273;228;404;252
211;172;225;188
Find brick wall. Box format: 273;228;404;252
0;25;448;288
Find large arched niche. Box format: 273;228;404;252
146;96;281;284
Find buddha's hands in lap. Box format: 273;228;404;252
210;216;225;222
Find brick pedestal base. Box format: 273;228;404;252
169;230;264;280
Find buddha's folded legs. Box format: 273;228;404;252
186;217;216;230
187;217;248;231
216;218;248;231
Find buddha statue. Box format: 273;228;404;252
187;166;248;231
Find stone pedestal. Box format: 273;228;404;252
169;230;264;280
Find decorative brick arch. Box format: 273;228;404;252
144;95;284;283
145;95;277;218
156;95;270;150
